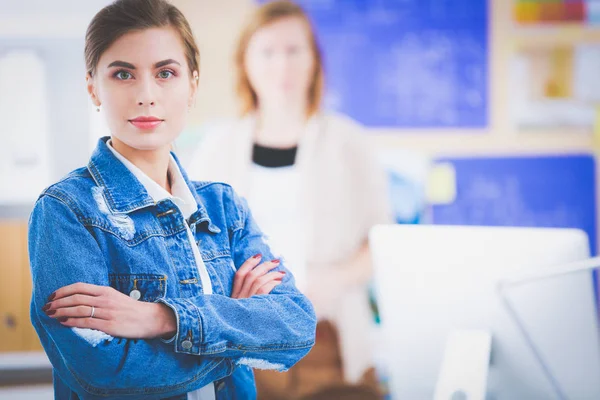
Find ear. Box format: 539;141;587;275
86;73;101;107
188;70;199;109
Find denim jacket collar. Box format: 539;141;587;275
87;136;220;233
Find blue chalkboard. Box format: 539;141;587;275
431;155;597;255
258;0;489;128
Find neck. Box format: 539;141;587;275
254;100;309;148
111;137;172;194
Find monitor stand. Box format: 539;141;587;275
434;330;492;400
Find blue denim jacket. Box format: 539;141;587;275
28;137;317;399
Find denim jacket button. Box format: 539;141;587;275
181;340;193;350
216;381;225;391
129;289;141;300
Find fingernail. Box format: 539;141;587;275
58;317;68;323
46;310;56;316
48;292;56;301
253;254;262;259
281;271;286;274
42;303;51;312
272;259;280;264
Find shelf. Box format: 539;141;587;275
0;352;50;371
510;25;600;47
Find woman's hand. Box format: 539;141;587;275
42;283;176;339
231;254;285;299
42;254;286;337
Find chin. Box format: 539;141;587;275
269;92;303;105
116;130;177;152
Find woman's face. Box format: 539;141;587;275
87;27;197;152
245;17;315;108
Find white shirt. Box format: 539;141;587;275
107;140;215;400
246;164;307;292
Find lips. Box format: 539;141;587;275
129;116;163;130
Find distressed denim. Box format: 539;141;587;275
28;137;317;399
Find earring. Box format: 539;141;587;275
96;107;100;112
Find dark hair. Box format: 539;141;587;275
85;0;199;77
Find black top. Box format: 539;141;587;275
251;143;298;168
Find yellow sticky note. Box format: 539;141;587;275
426;163;457;205
545;47;573;99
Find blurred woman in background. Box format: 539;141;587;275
188;1;392;398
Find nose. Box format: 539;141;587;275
136;79;156;107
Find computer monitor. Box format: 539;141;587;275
499;256;600;400
369;224;597;399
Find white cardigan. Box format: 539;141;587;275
187;112;393;382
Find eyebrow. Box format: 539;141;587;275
107;60;135;69
155;59;181;68
107;59;181;69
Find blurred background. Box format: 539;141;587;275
1;0;599;399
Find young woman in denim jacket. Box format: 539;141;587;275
28;1;316;399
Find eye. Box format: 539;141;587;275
157;70;174;79
114;70;133;80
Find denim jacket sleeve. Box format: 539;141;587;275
158;188;317;371
29;192;229;399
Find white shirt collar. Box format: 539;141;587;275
107;139;198;218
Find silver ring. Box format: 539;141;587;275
90;306;95;319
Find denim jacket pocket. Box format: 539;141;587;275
109;274;167;302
